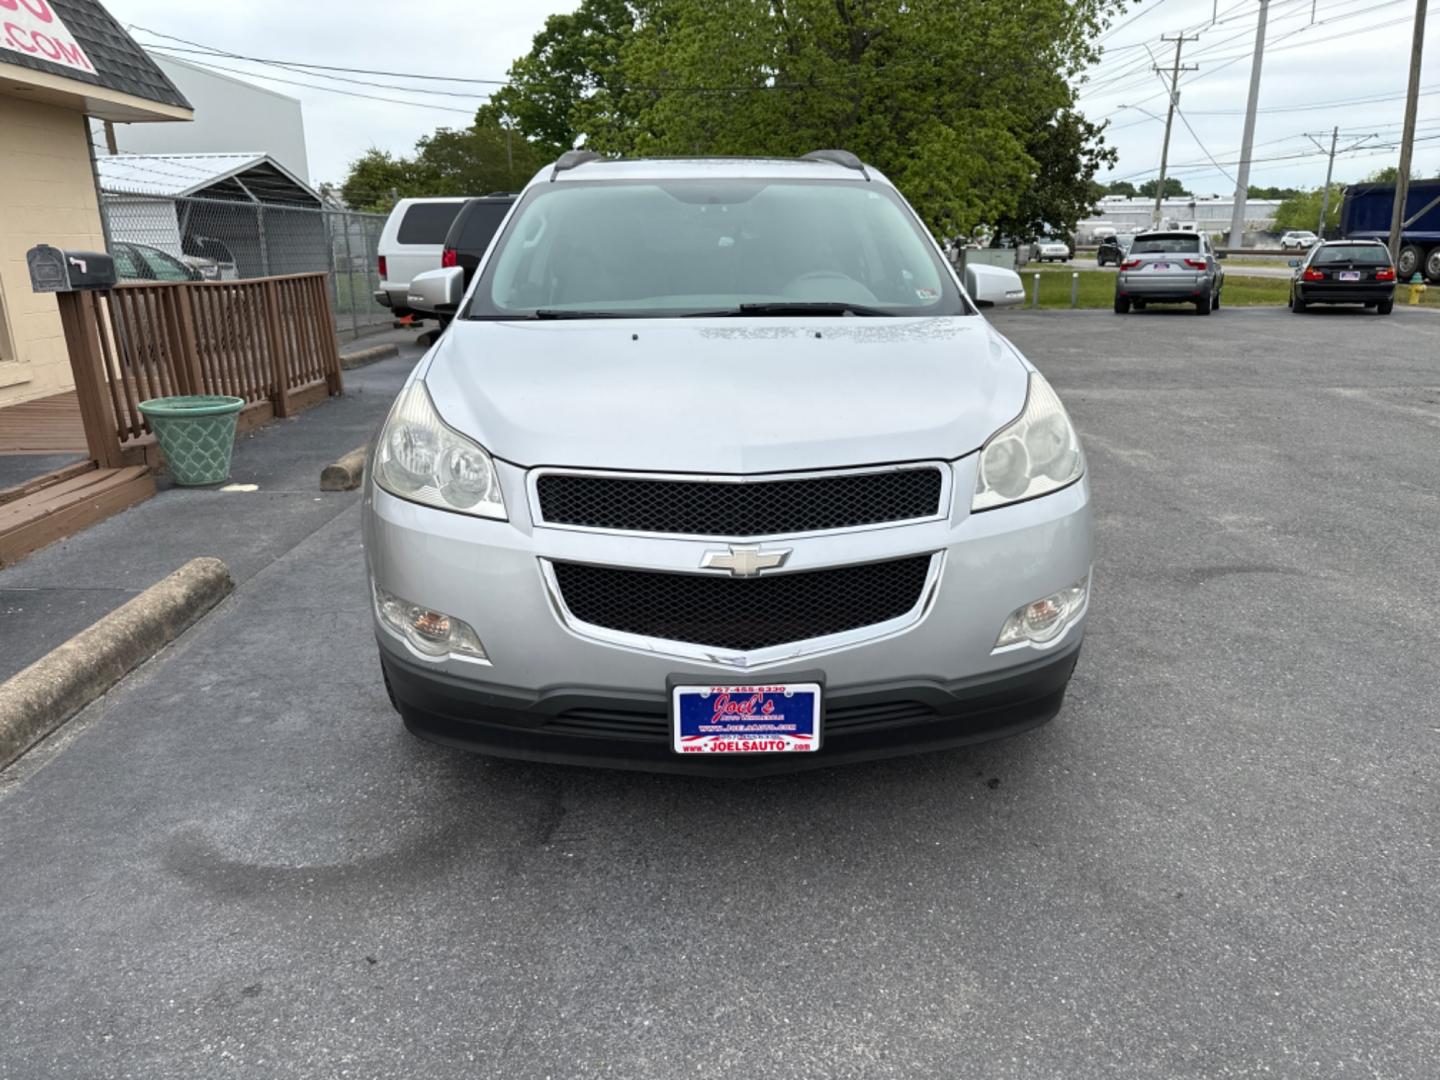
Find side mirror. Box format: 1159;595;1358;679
1287;259;1300;268
407;267;465;313
965;263;1026;307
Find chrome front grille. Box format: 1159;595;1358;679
534;466;945;536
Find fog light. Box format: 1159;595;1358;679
996;574;1089;648
374;585;487;660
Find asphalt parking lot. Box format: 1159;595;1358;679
2;306;1438;1079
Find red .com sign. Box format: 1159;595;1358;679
1;0;94;74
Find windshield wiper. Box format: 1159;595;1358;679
531;309;630;320
718;301;898;317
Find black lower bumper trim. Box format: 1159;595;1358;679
380;643;1081;776
1296;287;1395;304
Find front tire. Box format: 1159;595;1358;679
1114;297;1131;314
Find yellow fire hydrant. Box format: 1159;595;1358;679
1409;274;1427;305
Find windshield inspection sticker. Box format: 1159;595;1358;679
672;684;821;754
916;287;939;300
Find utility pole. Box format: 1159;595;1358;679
1152;34;1199;229
1306;129;1380;237
1311;127;1338;237
1228;0;1270;249
1388;0;1428;269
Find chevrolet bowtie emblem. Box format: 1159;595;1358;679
700;544;791;578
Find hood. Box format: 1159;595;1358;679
422;316;1028;473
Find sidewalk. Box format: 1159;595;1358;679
0;335;423;683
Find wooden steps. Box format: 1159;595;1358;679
0;466;154;568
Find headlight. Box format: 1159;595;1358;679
373;382;506;519
972;372;1084;511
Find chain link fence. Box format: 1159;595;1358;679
98;192;391;341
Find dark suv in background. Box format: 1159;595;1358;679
412;194;518;329
441;194;518;287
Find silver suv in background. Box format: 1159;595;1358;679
373;197;468;320
366;150;1093;775
1114;230;1225;315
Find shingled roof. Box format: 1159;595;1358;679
0;0;189;109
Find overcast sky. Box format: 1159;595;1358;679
100;0;1439;196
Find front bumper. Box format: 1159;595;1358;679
364;458;1093;773
383;640;1080;776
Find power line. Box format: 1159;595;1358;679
1098;0;1178;44
1086;1;1429;112
143;49;481;114
132;27;511;85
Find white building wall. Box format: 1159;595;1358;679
1079;197;1283;240
94;54;310;184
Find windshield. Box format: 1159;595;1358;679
1311;244;1391;266
467;178;967;318
1131;235;1201;254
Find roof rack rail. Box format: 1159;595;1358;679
551;149;604;180
801;149;869;179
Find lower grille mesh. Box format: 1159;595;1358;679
551;555;932;652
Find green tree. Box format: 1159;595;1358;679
1248;184;1300;199
1136;177;1189;198
339;113;548;211
411;111;547;194
339;149;418;212
1104;180;1137;197
495;0;1125;237
991;111;1117;243
493;0;643;156
1273;186;1343;233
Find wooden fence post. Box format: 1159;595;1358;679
55;292;125;469
262;278;290;418
314;274;344;397
171;282;204;396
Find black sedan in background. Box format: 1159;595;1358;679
1290;240;1396;314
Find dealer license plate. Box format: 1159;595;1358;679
672;683;821;755
1149;261;1172;271
1338;271;1361;281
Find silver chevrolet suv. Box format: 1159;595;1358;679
364;150;1093;776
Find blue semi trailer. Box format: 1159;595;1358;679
1340;179;1440;283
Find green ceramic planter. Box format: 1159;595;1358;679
137;395;246;486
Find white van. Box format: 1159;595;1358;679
374;197;469;318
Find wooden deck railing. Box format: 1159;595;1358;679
57;273;344;465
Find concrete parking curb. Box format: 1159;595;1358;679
320;446;369;491
0;557;233;771
340;343;399;370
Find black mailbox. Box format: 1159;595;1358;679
26;245;117;293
